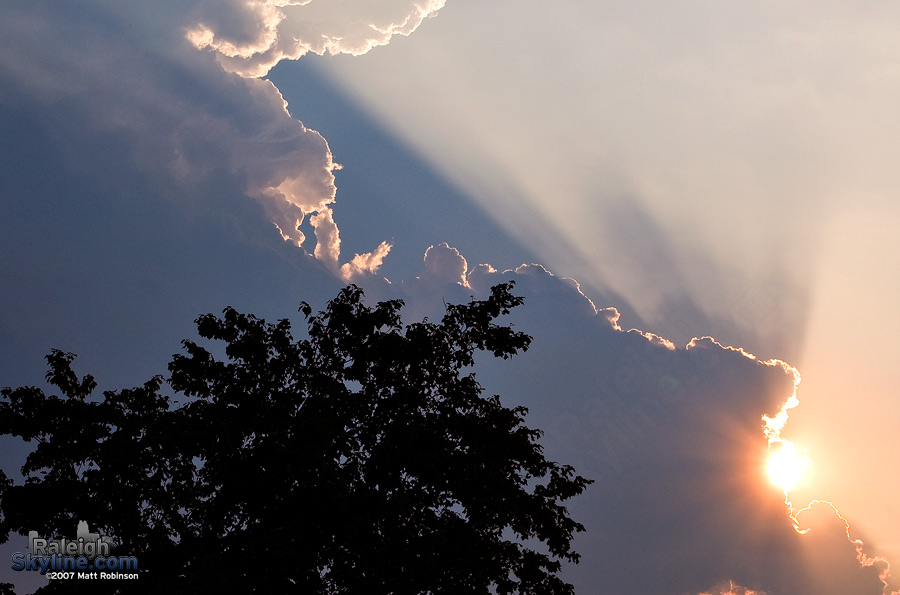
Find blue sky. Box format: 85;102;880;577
2;1;899;593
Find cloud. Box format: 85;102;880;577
421;242;470;287
3;0;897;592
375;244;900;595
297;0;900;554
341;240;394;281
0;0;401;280
188;0;448;77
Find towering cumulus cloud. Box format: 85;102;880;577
184;0;446;277
4;0;897;593
388;245;899;595
1;0;437;281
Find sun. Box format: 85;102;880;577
767;441;809;493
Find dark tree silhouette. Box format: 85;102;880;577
0;283;591;594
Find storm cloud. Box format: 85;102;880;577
389;246;898;595
1;1;897;594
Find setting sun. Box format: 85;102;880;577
767;441;809;493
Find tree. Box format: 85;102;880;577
0;282;591;594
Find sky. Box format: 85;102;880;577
1;1;898;594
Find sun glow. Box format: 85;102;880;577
767;440;809;493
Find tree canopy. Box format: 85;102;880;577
0;282;591;594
